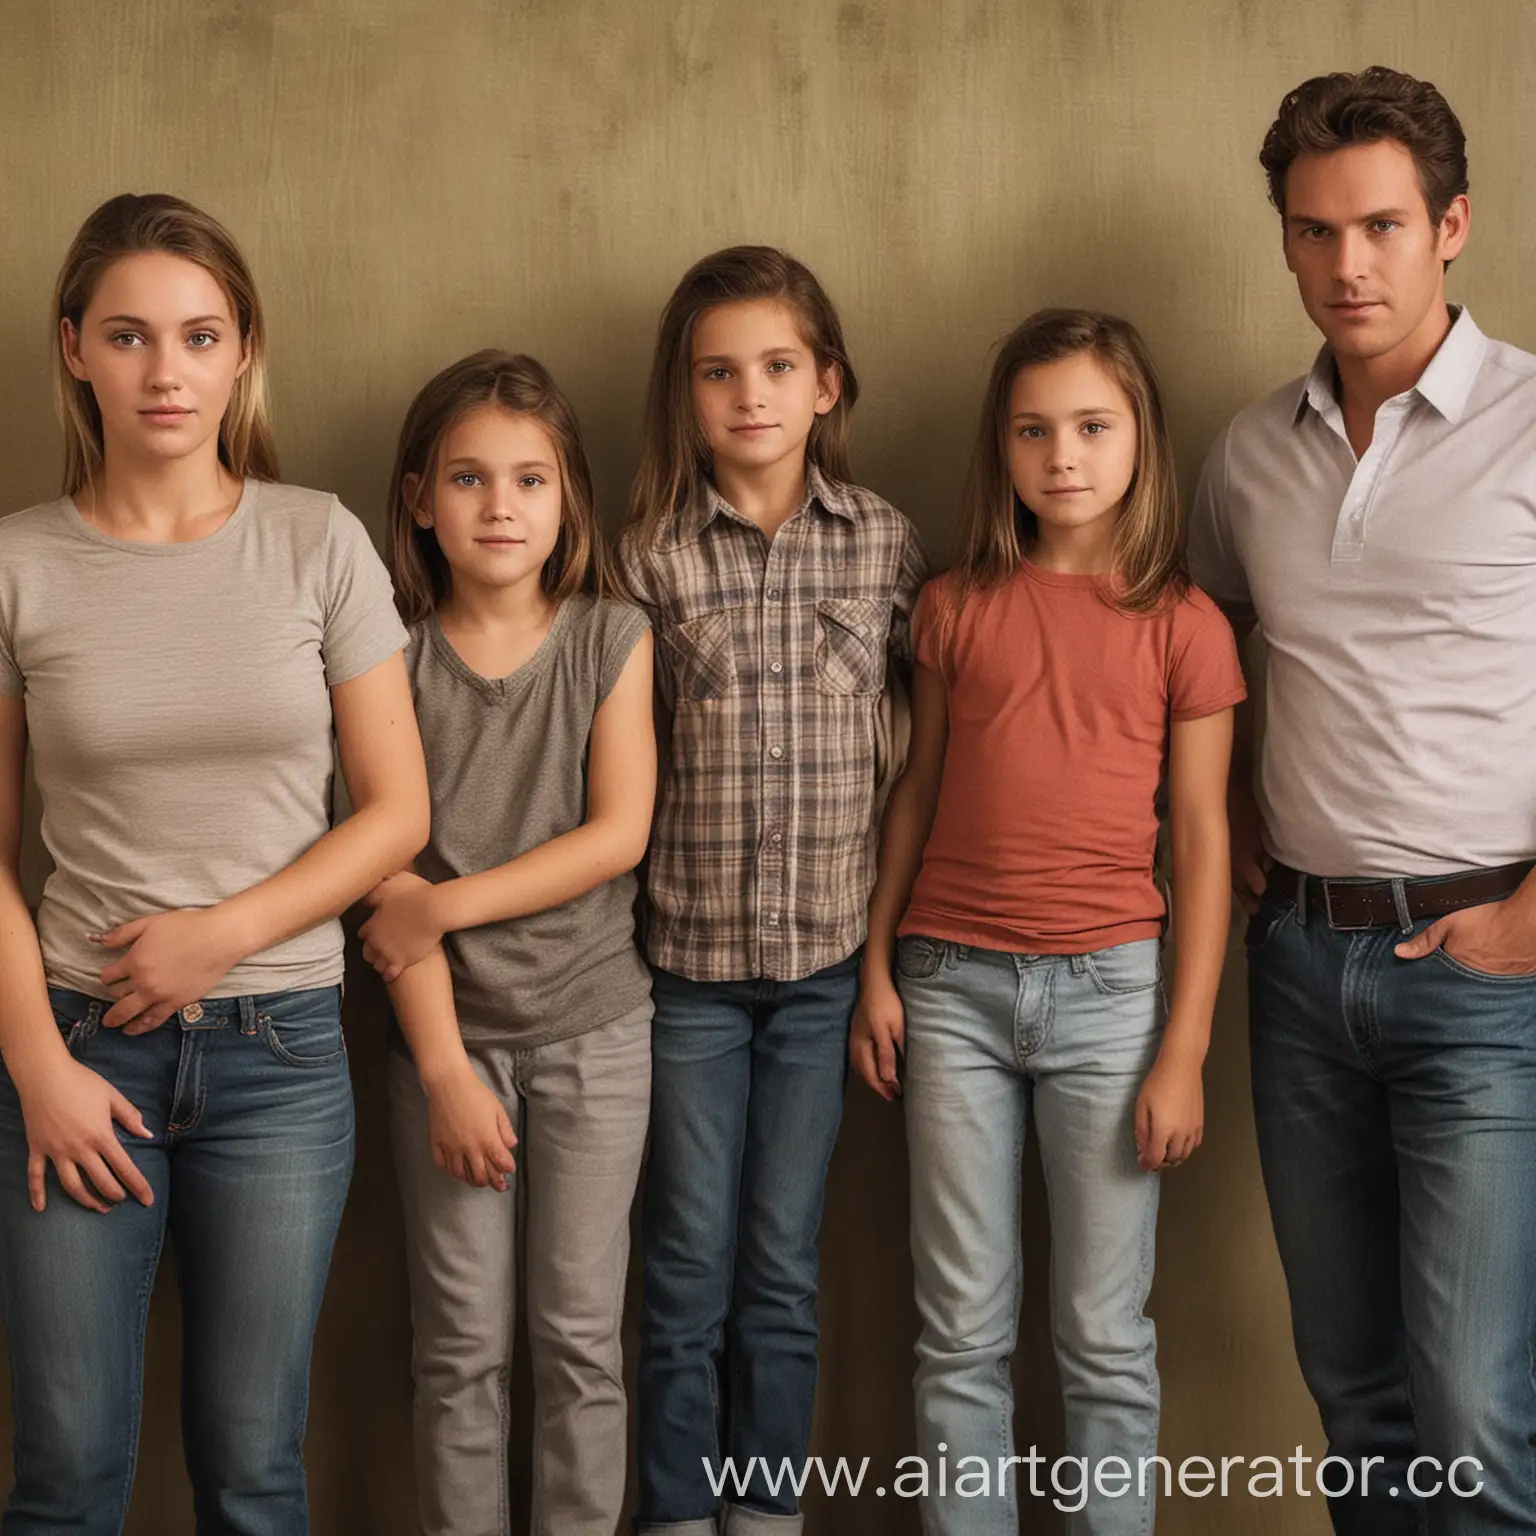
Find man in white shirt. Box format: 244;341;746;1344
1191;66;1536;1534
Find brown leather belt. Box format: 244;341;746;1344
1269;859;1534;932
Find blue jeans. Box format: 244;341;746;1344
1248;882;1536;1534
635;955;858;1535
899;938;1165;1536
0;986;354;1536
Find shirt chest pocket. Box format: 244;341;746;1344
659;608;739;703
814;597;888;696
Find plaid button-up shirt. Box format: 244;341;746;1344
619;466;929;982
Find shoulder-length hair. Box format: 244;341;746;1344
944;308;1186;637
627;245;858;546
385;349;622;625
52;192;277;494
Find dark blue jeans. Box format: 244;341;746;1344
0;986;354;1536
635;954;857;1534
1248;883;1536;1535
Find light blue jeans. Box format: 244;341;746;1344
899;937;1166;1536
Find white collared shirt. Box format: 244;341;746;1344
1190;308;1536;877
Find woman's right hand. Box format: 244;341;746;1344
16;1055;154;1213
850;967;906;1101
425;1064;518;1191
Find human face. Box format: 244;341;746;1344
1007;351;1138;552
410;405;563;596
61;251;250;470
690;299;839;482
1282;138;1469;365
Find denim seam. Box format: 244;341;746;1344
120;1215;167;1526
167;1032;205;1135
1133;1176;1159;1536
1340;936;1385;1078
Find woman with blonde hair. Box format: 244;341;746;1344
0;192;428;1533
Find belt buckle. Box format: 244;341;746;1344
1320;879;1372;932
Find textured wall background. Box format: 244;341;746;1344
1;1;1532;1531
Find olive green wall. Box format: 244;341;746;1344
2;1;1531;1531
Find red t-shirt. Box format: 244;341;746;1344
899;562;1246;954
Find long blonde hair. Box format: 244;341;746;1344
627;245;858;546
52;192;278;495
384;349;623;626
946;308;1186;631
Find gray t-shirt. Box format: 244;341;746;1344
405;593;651;1046
0;479;407;997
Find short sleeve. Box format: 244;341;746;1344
321;500;409;686
1168;594;1248;723
615;529;658;619
888;518;930;666
1187;426;1252;608
596;599;651;706
0;606;20;698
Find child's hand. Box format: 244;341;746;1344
851;969;905;1101
424;1063;517;1191
1134;1048;1204;1172
359;872;445;982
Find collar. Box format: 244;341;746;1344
671;461;858;545
1292;305;1487;428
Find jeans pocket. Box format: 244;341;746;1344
814;597;887;696
1244;897;1297;952
46;987;100;1057
894;935;946;981
1427;947;1536;985
261;989;346;1068
1083;940;1161;995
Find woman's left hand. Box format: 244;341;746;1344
359;871;445;982
96;908;246;1033
1134;1049;1205;1172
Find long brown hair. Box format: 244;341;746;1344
385;349;621;625
945;308;1186;636
52;192;278;495
627;245;858;546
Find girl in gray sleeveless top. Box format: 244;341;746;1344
359;350;654;1536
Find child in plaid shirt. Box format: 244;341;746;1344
619;245;927;1536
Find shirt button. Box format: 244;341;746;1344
769;745;784;760
767;912;780;926
770;660;783;674
770;831;783;845
766;588;781;601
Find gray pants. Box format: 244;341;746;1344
389;1005;652;1536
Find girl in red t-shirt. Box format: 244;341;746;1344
854;309;1244;1535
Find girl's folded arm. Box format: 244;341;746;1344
431;631;657;935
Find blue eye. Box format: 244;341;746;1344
187;331;218;348
451;472;482;488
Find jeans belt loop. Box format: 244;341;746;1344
1294;868;1308;927
1390;877;1414;935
